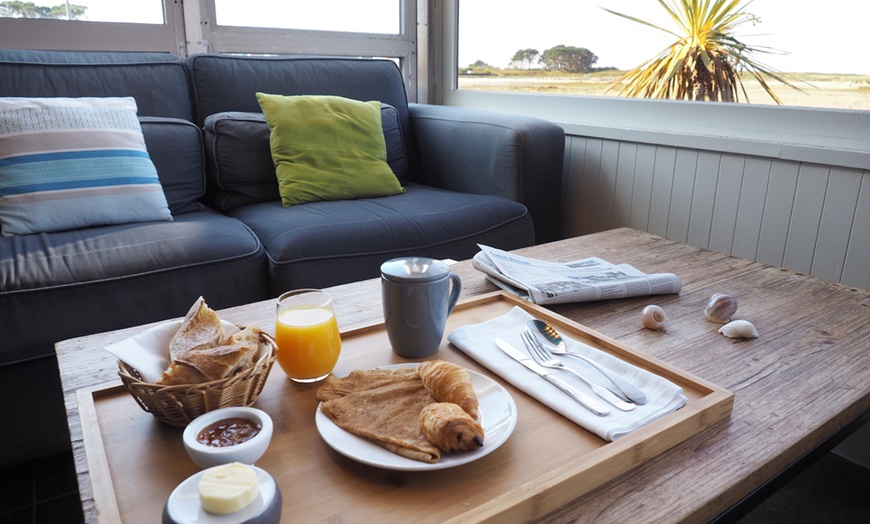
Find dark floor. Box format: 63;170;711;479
0;452;84;524
0;449;868;523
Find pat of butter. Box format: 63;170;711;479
198;462;259;515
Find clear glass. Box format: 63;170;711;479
458;0;870;110
214;0;400;34
275;289;341;383
0;0;165;24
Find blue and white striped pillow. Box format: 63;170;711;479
0;97;172;236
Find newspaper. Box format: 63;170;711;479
472;244;682;305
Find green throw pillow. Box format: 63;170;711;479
256;93;404;206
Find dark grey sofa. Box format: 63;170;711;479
0;49;564;467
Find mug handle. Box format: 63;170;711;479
446;273;462;315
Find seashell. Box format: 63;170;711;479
641;305;667;330
705;293;738;323
718;319;758;339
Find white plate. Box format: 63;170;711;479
163;466;279;524
315;364;517;471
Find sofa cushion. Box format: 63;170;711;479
0;49;193;120
0;96;172;235
204;105;408;211
256;93;404;206
0;209;268;364
226;182;535;293
140;117;206;215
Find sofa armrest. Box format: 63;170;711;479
408;103;565;243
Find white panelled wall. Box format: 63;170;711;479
562;136;870;291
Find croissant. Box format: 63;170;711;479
418;360;479;419
419;402;484;452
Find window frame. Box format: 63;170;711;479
437;1;870;170
0;0;420;100
0;0;184;54
192;0;419;100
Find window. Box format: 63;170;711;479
456;0;870;111
0;0;179;52
0;0;164;23
0;0;418;98
441;0;868;169
213;0;399;34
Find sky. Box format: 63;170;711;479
41;0;870;75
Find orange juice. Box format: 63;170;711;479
275;306;341;382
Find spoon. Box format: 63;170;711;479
527;319;648;405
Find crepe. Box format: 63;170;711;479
316;366;420;401
319;376;441;463
316;362;484;463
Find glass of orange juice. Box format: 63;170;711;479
275;289;341;383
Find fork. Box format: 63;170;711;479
522;330;636;412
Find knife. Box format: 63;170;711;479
495;338;610;416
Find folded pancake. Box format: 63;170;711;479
316;366;419;401
317;370;441;463
168;297;225;361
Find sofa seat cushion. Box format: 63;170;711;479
226;182;534;292
0;209;268;364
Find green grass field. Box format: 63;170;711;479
458;70;870;110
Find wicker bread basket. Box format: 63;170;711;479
118;330;277;427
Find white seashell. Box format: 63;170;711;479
705;293;738;323
641;305;666;330
718;320;758;339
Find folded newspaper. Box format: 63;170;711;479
473;245;682;305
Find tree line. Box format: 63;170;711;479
512;45;599;73
0;2;87;19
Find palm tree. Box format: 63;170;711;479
604;0;804;104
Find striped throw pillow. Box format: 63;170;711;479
0;97;172;236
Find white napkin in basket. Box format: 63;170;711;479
103;320;240;384
447;306;687;441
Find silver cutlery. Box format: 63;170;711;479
494;338;610;416
527;319;648;405
522;330;636;412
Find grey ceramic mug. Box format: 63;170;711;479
381;257;462;358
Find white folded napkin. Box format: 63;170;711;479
104;320;240;384
447;306;686;441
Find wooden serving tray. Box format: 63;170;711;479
77;291;733;523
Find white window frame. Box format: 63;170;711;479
186;0;420;99
0;1;184;54
436;1;870;170
0;0;420;100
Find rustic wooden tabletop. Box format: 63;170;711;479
57;228;870;523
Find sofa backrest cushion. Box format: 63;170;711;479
0;49;193;120
186;54;414;174
204;105;408;211
140;117;206;215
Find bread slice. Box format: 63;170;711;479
168;297;225;362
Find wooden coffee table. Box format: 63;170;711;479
57;228;870;523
